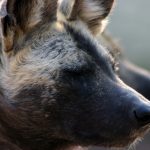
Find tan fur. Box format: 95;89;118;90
57;0;114;34
27;0;44;28
3;30;14;52
57;0;75;20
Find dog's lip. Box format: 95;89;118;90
66;126;150;148
67;132;137;148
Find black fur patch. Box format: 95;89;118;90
64;24;115;78
1;14;15;36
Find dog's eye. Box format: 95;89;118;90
108;54;119;73
61;59;96;77
62;64;95;76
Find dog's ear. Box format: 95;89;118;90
0;0;45;53
0;0;58;54
57;0;114;34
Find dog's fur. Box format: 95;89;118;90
0;0;150;150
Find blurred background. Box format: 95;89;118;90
93;0;150;150
108;0;150;70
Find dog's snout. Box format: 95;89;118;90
117;80;150;126
134;105;150;126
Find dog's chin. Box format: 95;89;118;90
62;128;148;150
61;136;142;150
74;136;142;149
65;146;87;150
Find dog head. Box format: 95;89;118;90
0;1;150;150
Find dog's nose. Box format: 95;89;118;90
134;105;150;126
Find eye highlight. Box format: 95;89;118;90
108;52;119;73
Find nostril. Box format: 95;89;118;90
134;107;150;126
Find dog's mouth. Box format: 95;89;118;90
62;137;140;150
62;127;150;149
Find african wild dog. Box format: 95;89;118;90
0;0;150;150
